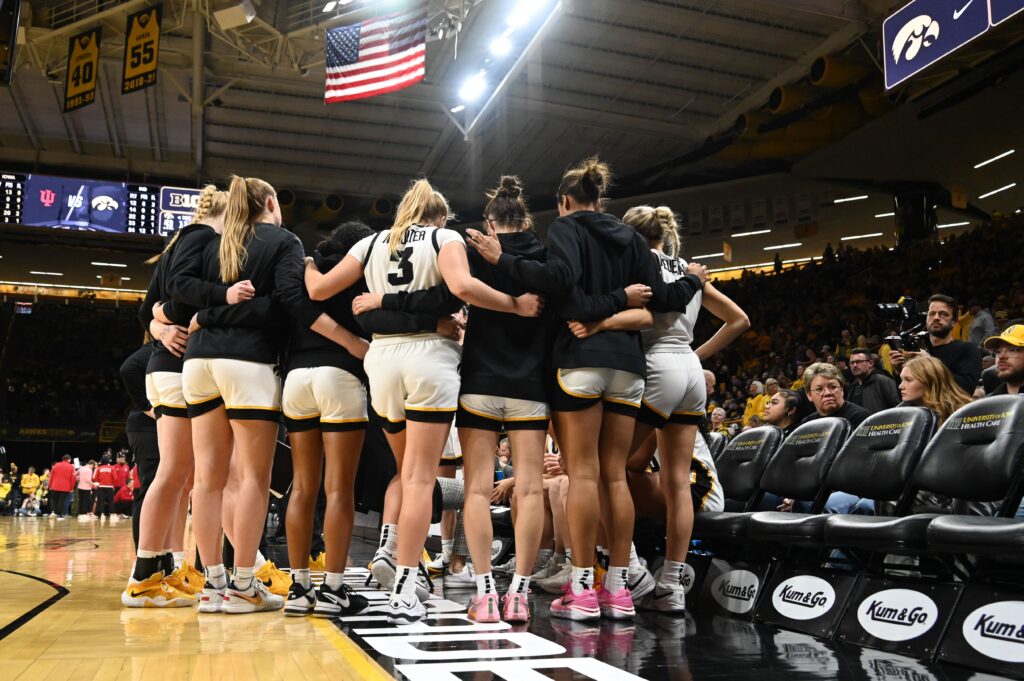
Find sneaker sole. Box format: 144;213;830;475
121;593;193;608
284;602;314;617
600;605;636;620
198;600;224;613
550;605;601;621
223;602;282;614
370;562;396;591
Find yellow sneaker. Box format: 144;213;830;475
121;572;195;608
183;562;205;593
595;563;607;592
255;560;292;597
165;567;196;596
308;552;326;572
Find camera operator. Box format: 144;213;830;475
890;294;981;396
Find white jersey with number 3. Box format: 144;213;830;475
348;224;464;296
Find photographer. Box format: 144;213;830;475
890;294;981;396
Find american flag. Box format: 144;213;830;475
324;5;428;103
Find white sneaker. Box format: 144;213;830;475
387;593;426;625
223;579;284;614
639;583;686;614
369;550;397;590
426;551;450;576
493;556;516;575
627;561;656;604
443;565;476;590
530;555;561;580
537;562;572;594
198;585;226;613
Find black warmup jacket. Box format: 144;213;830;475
182;223;319;365
496;211;704;377
285;250;369;380
119;344;157;435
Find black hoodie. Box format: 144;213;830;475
496;211;703;377
182;223;319;365
285;250;369;380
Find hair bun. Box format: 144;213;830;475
496;175;523;199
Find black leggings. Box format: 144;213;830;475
95;487;115;516
50;491;69;517
77;489;93;515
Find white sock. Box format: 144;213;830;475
394;565;417;599
382;524;398;556
475;571;497;596
565;548;573;562
254;551;267;571
510;574;530;594
597;546;610;568
205;564;227;589
605;565;628;593
234;566;255;590
291;568;311;589
172;551;185;570
569;565;593;595
441;539;453;557
628;544;642;572
325;571;344;590
660;560;686;589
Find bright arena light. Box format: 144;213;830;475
459;72;487;102
490;35;513;57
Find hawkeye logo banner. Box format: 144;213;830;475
122;4;161;95
64;28;101;112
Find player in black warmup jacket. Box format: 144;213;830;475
466;158;709;622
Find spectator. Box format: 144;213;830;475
967;300;997;347
835;329;855;358
20;466;40;504
495;437;514;480
94;455;115;517
742;381;766;427
77;460;96;517
0;475;11;515
890;294;982;395
799;362;870;428
982;324;1024;396
846;348;901;414
762;388;800;436
898;356;972;423
49;455;76;518
710;408;729;438
18;493;41;517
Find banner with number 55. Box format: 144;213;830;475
122;4;161;95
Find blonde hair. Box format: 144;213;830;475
558;157;612;210
904;356;972;423
623;205;681;257
389;178;450;256
146;185;228;264
220;176;276;283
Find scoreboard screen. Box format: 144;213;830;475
0;171;201;236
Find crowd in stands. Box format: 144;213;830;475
0;302;140;429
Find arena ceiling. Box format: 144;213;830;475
0;0;1022;288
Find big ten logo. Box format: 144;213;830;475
396;657;646;681
857;589;938;642
962;601;1024;663
167;191;198;211
771;575;836;621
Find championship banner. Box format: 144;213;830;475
121;4;161;94
63;27;100;112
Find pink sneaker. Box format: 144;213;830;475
468;593;501;623
598;587;636;620
502;592;530;622
550;588;600;621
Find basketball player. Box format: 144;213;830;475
466;159;709;621
282;222;374;618
303;178;542;624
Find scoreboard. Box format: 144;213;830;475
0;171;201;236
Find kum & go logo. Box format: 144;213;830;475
963;601;1024;663
857;589;938;642
772;576;836;620
710;569;759;613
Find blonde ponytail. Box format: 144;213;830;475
146;184;228;264
219;175;275;282
389;178;450;256
623;205;681;257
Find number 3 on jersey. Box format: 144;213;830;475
388;247;414;286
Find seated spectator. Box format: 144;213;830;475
710;408;729;438
762;389;800;436
846;348;900;414
799;362;870;428
0;475;11;515
968;299;996;347
114;480;134;518
742;381;766;427
982;324;1024;396
890;294;982;396
18;493;41;517
898;356;973;423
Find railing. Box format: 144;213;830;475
45;0;124;29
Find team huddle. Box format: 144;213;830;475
123;157;749;625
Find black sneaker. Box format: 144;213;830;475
314;583;370;618
284;582;315;617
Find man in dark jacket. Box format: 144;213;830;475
846;348;900;414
